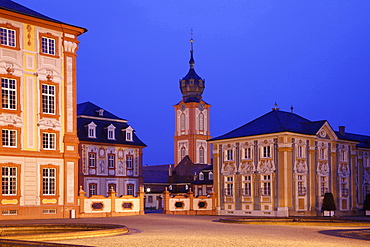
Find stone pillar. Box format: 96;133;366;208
138;186;145;215
163;187;170;214
78;186;86;215
108;187;116;216
188;188;194;215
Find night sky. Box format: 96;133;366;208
17;0;370;165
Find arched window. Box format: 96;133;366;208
181;146;186;160
199;146;204;164
199;113;204;131
180;113;185;131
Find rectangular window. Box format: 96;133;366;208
42;168;56;195
244;147;252;159
298;181;306;196
320;176;328;196
42;84;55;114
126;155;133;169
262;182;271;196
263;146;271;158
108;154;115;168
89;183;97;196
2;129;16;147
2;167;17;195
42;37;55;55
148;195;153;203
297;146;303;158
2;78;16;110
320;148;326;160
226;149;233;161
243;183;251;196
0;27;15;47
225;183;233;196
43;133;56;150
108;129;114;139
89;153;96;167
127;184;134;195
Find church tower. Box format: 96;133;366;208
174;39;211;166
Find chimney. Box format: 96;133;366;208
168;164;172;176
339;126;345;136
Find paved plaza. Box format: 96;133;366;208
1;214;370;247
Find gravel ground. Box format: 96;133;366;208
43;214;370;247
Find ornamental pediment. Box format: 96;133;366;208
316;122;337;140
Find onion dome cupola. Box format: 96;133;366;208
179;38;205;103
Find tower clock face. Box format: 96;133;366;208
198;103;204;111
180;104;186;111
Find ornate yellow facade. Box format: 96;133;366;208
209;109;370;216
0;2;85;219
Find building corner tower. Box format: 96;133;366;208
174;39;211;166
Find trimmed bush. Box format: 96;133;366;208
322;192;336;211
364;194;370;211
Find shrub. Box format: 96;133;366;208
322;192;336;211
364;194;370;211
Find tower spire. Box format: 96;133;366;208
179;32;205;103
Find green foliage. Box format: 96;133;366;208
364;194;370;210
321;192;336;211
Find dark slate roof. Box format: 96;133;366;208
209;110;324;141
182;67;203;81
77;102;146;147
77;101;124;120
209;109;370;149
0;0;86;31
167;156;212;184
335;132;370;149
143;165;170;183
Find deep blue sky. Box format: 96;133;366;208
18;0;370;165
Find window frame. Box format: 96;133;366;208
1;166;17;196
108;154;115;169
89;183;97;196
41;130;59;151
262;146;271;158
127;184;134;196
1;75;21;115
39;32;59;57
0;23;20;50
199;146;204;164
199;113;204;131
88;152;96;168
40;80;59;119
244;147;252;159
126;155;133;169
0;126;21;151
225;149;233;161
39;164;59;204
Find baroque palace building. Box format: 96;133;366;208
0;1;86;219
209;106;370;217
77;102;146;198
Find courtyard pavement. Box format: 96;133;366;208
1;214;370;247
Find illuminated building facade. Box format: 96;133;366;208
0;0;85;219
209;107;370;216
77;102;146;198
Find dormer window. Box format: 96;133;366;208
107;124;116;140
87;122;97;138
97;109;104;116
199;172;204;180
125;126;133;142
209;171;214;180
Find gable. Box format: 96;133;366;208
316;122;337;141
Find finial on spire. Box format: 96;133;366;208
189;29;195;68
272;102;280;111
290;105;294;113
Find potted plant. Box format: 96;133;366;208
322;192;336;217
364;194;370;216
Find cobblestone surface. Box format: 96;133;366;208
2;214;369;247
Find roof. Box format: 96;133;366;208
143;165;170;183
210;110;322;141
77;102;146;147
0;0;87;32
209;109;370;149
77;101;124;121
167;156;212;184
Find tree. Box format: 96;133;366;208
322;192;336;211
